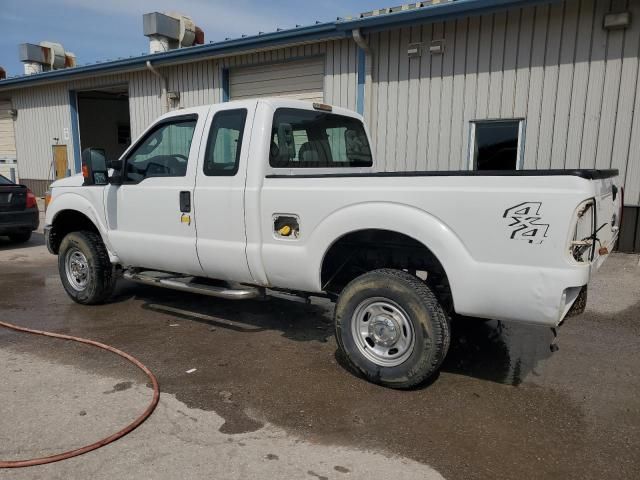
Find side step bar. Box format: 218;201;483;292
123;271;262;300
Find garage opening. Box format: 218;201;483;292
76;85;131;164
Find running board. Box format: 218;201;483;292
123;271;261;300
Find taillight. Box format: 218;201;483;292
26;189;38;209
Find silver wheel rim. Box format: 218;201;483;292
351;297;415;367
65;247;89;291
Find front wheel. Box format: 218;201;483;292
58;231;116;305
335;269;450;389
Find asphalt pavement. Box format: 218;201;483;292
0;231;638;479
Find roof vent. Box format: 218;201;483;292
18;41;76;75
143;12;205;53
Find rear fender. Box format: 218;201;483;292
306;202;478;309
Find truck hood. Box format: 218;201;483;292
50;173;85;189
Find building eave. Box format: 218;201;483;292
0;0;557;92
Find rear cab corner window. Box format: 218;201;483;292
124;115;198;183
269;108;373;169
203;109;248;176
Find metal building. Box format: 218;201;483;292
0;0;639;252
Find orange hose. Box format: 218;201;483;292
0;320;160;468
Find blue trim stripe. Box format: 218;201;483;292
68;90;81;174
222;68;230;102
356;48;366;115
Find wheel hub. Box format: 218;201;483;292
65;248;89;291
351;297;415;367
369;316;399;347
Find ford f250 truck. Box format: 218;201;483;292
44;99;623;388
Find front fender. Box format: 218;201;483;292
46;190;117;259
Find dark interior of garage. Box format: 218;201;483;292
77;86;131;162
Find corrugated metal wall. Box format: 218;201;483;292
367;0;640;206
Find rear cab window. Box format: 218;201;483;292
269;108;372;169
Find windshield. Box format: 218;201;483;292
270;108;372;169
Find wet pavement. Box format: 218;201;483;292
1;233;639;479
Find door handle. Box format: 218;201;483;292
179;191;191;213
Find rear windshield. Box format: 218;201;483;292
0;174;13;185
270;108;372;169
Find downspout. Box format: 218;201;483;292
146;60;170;113
352;28;373;121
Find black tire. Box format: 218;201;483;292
8;230;32;243
58;231;116;305
335;269;451;389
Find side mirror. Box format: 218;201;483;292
81;148;108;186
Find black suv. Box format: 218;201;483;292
0;174;39;243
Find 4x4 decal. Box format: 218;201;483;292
503;202;550;244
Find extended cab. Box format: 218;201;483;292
44;99;623;388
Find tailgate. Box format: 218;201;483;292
592;176;623;265
0;185;27;212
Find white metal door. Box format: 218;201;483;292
0;101;17;164
105;107;209;275
193;102;256;283
229;57;324;102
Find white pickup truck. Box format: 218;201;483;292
44;99;623;388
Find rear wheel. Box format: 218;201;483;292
8;230;32;243
335;269;450;389
58;231;116;305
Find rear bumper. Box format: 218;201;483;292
453;263;592;327
0;208;39;234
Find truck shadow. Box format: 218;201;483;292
0;232;45;251
117;282;554;387
116;283;335;343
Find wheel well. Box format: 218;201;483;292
321;229;453;310
49;210;100;254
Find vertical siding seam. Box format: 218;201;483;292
445;20;458;169
577;0;604;168
410;25;424;171
546;1;567;169
512;8;523;116
591;0;614;168
562;0;583;168
498;13;508;116
535;5;553;168
455;18;469;168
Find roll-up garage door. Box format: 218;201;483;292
0;101;17;162
229;57;324;102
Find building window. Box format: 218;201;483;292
469;120;524;171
